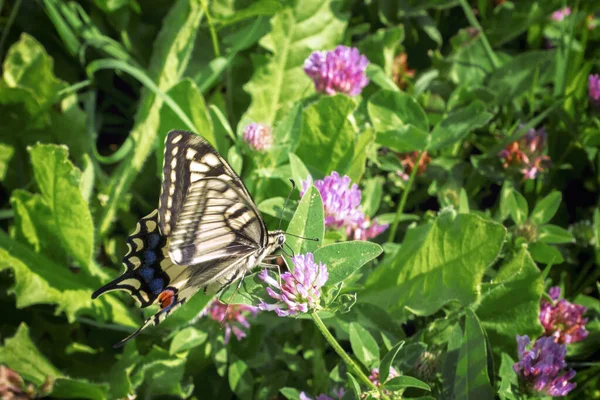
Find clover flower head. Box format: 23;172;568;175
513;335;576;396
498;125;551;180
243;122;273;151
552;7;571;21
201;299;258;343
540;286;588;344
304;45;370;96
258;253;328;317
350;216;388;241
368;367;400;387
301;172;364;230
589;74;600;109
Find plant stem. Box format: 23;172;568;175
200;0;221;58
457;0;500;69
311;311;378;392
388;151;424;242
0;0;21;59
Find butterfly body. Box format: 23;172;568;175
92;130;285;347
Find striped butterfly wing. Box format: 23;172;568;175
93;130;282;347
159;130;268;268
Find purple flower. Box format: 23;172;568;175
350;216;388;241
498;125;551;180
301;172;364;230
299;393;334;400
258;253;328;316
368;367;400;387
243;122;273;151
202;299;258;343
304;45;370;96
513;335;576;397
552;7;571;21
540;287;588;344
589;74;600;109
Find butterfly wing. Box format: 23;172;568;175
159;130;268;267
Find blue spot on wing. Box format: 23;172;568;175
144;250;157;266
149;278;164;295
148;233;160;249
138;267;154;282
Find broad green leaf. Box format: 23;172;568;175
97;0;204;239
228;145;243;175
498;353;518;400
2;34;66;117
453;309;494;399
488;51;555;105
314;241;382;286
280;387;303;400
345;128;376;183
448;35;494;86
376;125;429;153
229;358;254;400
530;192;562;225
295;95;357;176
243;1;346;124
528;242;564;264
347;373;362;398
379;341;405;384
358;27;404;75
385;376;431;392
213;0;282;25
289;152;310;189
364;212;506;315
475;249;544;355
286;186;324;257
349;322;379;368
0;230;138;326
169;327;208;355
156;79;215;175
366;64;400;91
361;177;384;217
441;324;463;397
28;144;93;268
506;190;529;225
131;346;192;398
0;324;109;400
537;225;575;244
368;90;429;132
428;101;493;151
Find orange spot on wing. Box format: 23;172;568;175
158;289;176;309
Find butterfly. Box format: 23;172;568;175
92;130;286;347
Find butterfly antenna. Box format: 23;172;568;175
279;179;296;231
283;242;296;258
286;232;320;242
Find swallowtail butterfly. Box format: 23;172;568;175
92;130;286;347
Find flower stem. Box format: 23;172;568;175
388;151;424;242
200;0;221;58
457;0;500;69
310;311;378;392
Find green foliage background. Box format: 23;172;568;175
0;0;599;399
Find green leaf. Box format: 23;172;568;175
345;128;376;183
358;27;404;75
229;358;254;400
527;242;564;264
169;327;208;354
361;177;384;217
280;387;303;400
530;192;562;225
366;64;400;92
313;241;382;286
428;101;493;151
289;152;310;189
364;212;506;315
368;90;429;132
506;190;529;225
349;322;379;368
488;51;555;105
130;347;192;398
214;0;283;26
243;1;346;124
96;0;204;239
0;324;109;400
156;79;215;175
378;341;405;384
347;373;362;398
475;249;544;355
286;182;324;257
537;225;575;244
28;144;94;268
385;376;431;392
376;125;429;153
453;309;494;399
0;230;138;326
295;95;357;176
498;353;518;400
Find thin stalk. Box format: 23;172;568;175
311;311;379;393
0;0;22;59
388;151;424;242
200;0;221;58
457;0;500;69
